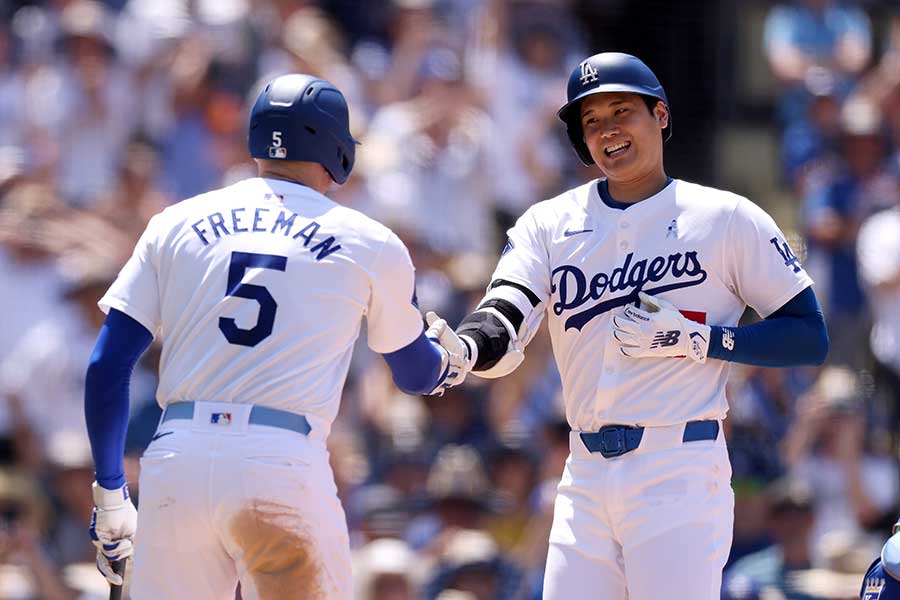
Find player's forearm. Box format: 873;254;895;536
382;331;445;395
456;279;543;377
707;288;828;367
85;310;152;489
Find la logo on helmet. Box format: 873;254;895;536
580;61;599;85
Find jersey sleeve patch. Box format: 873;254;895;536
769;236;803;273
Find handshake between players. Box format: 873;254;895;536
425;289;716;397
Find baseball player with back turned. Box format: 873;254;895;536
425;52;829;599
83;74;468;599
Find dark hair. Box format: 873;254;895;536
641;95;663;115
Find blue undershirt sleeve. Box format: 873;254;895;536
382;331;446;395
85;309;153;490
706;286;828;367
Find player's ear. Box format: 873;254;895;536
654;103;669;131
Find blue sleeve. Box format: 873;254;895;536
382;331;446;395
706;286;828;367
84;309;153;489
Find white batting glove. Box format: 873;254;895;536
612;292;711;363
89;482;137;585
425;311;477;396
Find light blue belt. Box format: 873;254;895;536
161;402;311;436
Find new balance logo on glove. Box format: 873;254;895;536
650;330;681;348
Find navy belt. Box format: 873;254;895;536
579;420;719;458
161;402;311;436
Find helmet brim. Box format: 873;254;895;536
557;84;668;123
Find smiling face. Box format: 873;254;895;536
580;92;668;184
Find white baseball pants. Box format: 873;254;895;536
543;423;734;600
130;402;351;600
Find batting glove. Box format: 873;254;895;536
612;292;711;363
425;311;477;396
89;482;137;586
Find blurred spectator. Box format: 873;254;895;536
407;444;495;551
92;138;171;247
803;98;896;364
347;484;413;546
482;444;538;553
857;192;900;434
784;367;899;565
362;47;499;254
470;4;575;218
723;477;816;600
51;1;139;206
422;529;524;600
365;0;449;107
157;36;245;200
352;537;420;600
418;386;495;454
275;7;364;117
43;431;97;567
781;77;842;195
0;468;75;600
763;0;872;125
0;261;117;468
0;180;66;367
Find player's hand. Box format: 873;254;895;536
612;292;711;363
89;482;137;586
425;311;477;396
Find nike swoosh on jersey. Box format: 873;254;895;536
150;431;174;442
563;229;593;237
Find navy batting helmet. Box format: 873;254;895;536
248;74;358;184
557;52;671;166
862;533;900;599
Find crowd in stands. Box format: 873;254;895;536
0;0;898;598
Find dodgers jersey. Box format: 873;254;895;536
99;177;423;442
494;178;812;429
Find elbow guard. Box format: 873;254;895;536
457;280;544;379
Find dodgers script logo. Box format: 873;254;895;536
552;251;708;331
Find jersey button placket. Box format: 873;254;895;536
618;219;630;251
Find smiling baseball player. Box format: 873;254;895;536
83;74;467;599
426;52;829;599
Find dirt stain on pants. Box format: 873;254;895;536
230;500;327;600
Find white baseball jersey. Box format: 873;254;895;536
99;176;423;442
493;178;813;429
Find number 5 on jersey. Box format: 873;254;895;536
219;251;287;347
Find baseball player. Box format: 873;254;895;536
862;524;900;599
83;74;468;599
425;52;829;599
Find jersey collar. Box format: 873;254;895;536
597;177;675;210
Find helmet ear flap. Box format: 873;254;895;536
566;124;594;166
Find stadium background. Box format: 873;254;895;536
0;0;899;598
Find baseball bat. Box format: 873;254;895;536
108;559;128;600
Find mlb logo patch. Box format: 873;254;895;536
210;412;232;425
269;146;287;159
